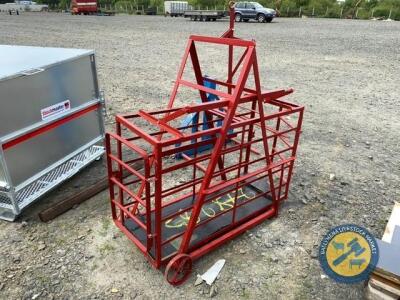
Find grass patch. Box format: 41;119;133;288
99;242;115;256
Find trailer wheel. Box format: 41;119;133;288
235;13;242;22
165;254;192;286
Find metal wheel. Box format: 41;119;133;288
257;14;266;23
235;13;242;22
164;254;192;286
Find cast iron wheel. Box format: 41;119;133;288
235;13;242;22
257;13;266;23
165;254;192;286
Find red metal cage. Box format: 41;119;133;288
106;5;304;286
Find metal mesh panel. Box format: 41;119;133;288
16;145;104;210
0;192;13;209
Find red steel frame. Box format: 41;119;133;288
106;3;304;286
2;103;100;150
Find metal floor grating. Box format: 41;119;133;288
15;145;104;210
0;193;12;209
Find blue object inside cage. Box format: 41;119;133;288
175;78;231;159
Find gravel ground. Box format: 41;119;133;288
0;12;399;300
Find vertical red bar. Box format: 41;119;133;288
116;121;125;224
232;123;247;224
242;98;257;174
229;5;235;31
105;134;117;220
154;144;163;268
271;107;283;163
144;156;153;251
227;45;233;94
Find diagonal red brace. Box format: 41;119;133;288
138;110;184;138
239;89;294;104
263;89;294;103
161;100;231;123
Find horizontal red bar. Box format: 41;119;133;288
138;110;184;138
107;132;148;159
3;103;100;151
190;35;255;47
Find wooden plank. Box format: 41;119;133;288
374;239;400;284
368;202;400;299
367;282;398;300
39;161;143;222
370;274;400;297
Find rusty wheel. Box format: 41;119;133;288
164;254;192;286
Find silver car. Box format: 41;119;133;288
234;2;276;23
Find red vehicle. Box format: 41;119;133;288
71;0;98;15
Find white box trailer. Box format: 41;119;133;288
164;1;190;16
0;45;105;221
0;2;48;12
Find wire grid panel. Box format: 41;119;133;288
16;145;104;210
0;192;12;209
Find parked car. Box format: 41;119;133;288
234;2;276;23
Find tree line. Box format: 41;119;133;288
19;0;400;20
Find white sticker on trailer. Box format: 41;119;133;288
41;100;71;121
